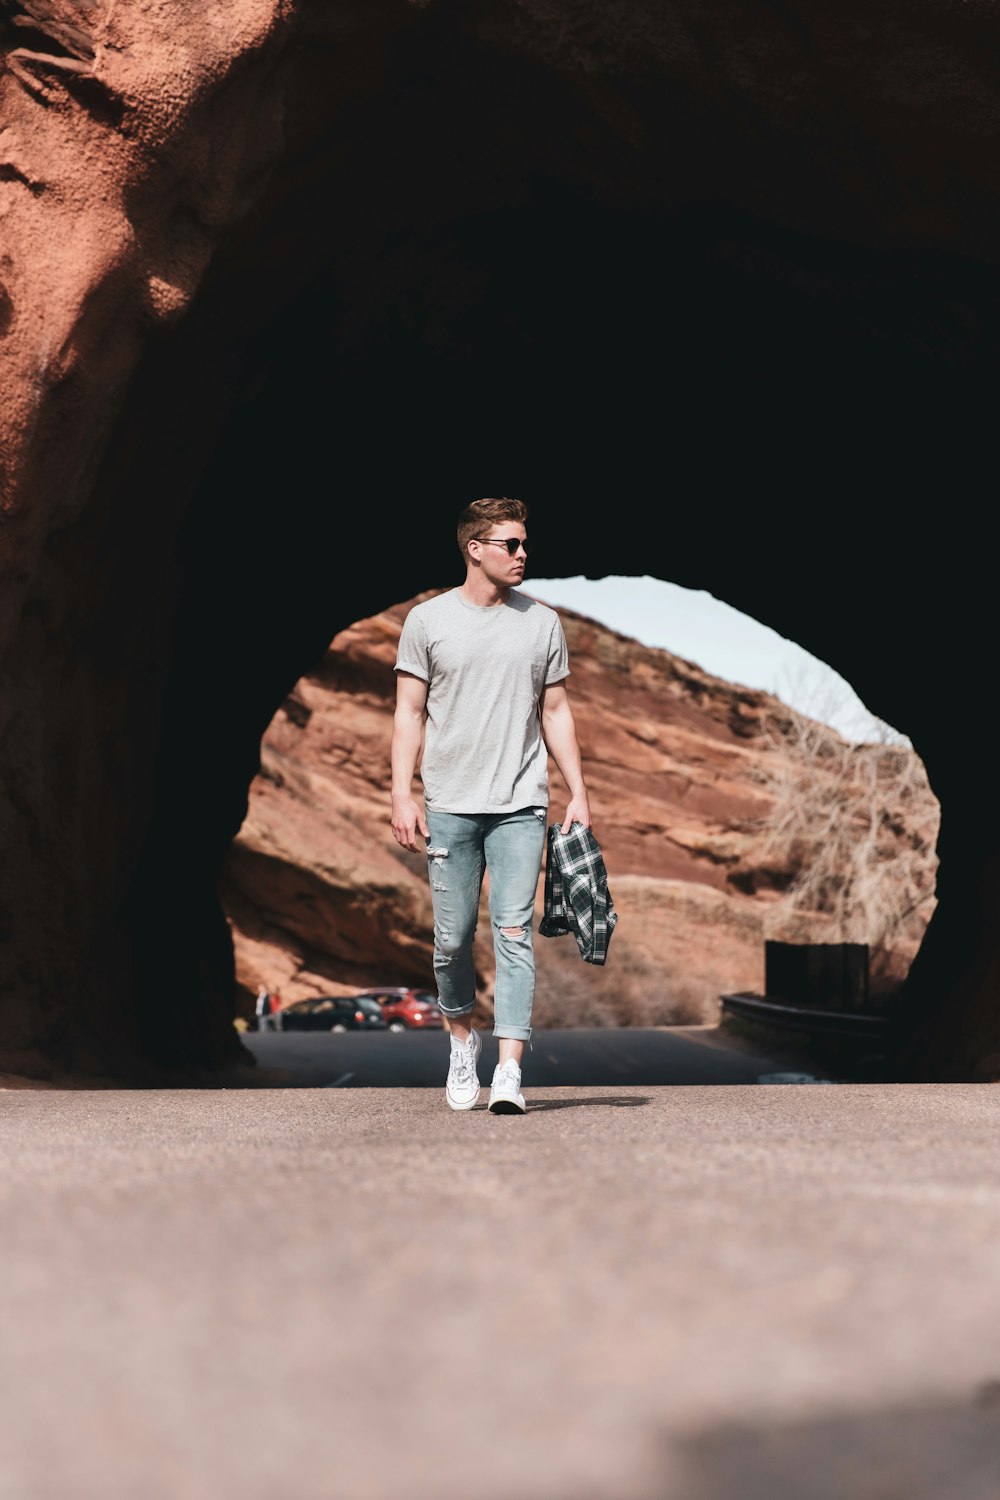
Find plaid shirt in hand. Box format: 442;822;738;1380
538;822;618;965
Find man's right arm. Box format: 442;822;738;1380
390;672;430;852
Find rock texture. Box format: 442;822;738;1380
0;0;310;1082
219;592;939;1033
0;0;997;1081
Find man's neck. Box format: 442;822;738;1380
459;574;509;608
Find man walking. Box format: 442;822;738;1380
390;496;592;1113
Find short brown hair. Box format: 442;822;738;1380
456;497;529;561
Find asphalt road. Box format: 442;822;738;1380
2;1077;999;1500
242;1024;822;1088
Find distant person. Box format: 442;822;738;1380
255;987;277;1032
390;496;593;1113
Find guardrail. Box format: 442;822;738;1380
720;991;891;1044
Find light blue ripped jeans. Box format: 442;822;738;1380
425;806;547;1041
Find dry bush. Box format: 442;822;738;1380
527;932;713;1028
749;692;940;996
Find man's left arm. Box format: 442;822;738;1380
540;681;592;833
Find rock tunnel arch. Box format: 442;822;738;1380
1;0;998;1084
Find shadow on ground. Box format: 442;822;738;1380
668;1387;1000;1500
521;1094;651;1111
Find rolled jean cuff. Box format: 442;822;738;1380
493;1024;532;1041
438;1002;475;1019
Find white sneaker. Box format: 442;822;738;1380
488;1059;526;1114
445;1029;482;1111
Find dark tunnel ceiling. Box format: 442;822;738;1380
171;175;995;751
209;190;994;512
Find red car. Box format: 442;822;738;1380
355;987;443;1032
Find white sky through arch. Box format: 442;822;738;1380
524;575;903;744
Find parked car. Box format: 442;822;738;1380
279;996;388;1033
354;988;443;1033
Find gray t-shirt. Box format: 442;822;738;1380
394;588;570;813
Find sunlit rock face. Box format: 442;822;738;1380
0;0;997;1081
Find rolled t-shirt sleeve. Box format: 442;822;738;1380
394;608;430;682
545;615;570;685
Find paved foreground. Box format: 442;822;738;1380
1;1084;999;1499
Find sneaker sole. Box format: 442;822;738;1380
446;1087;481;1111
488;1097;526;1114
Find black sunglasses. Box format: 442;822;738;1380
477;536;530;556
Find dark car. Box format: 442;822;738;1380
354;988;443;1033
280;996;388;1033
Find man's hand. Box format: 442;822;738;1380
560;792;592;834
391;794;429;852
